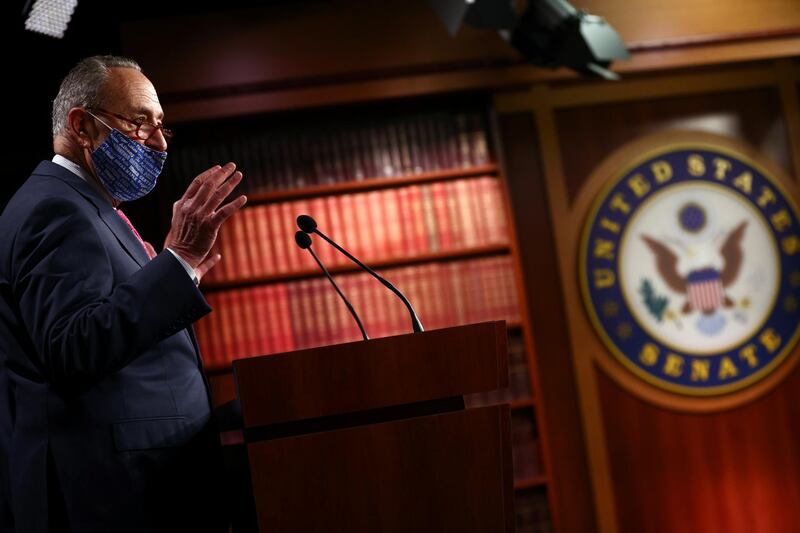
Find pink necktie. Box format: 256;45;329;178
116;208;156;260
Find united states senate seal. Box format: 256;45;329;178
581;139;800;396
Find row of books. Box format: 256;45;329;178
195;256;520;369
515;490;553;533
464;333;531;407
204;176;509;283
168;111;491;194
512;411;542;482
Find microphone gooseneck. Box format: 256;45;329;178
296;215;424;333
294;231;368;341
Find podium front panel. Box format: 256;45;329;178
246;405;514;533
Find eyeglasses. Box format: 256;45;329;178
87;107;174;142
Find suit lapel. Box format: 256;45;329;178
97;209;149;267
32;160;149;268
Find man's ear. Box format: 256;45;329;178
66;107;93;149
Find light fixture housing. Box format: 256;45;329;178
23;0;79;39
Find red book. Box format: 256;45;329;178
395;187;415;256
432;113;455;169
443;181;463;249
362;125;381;179
454;180;478;248
360;271;383;337
253;205;276;276
407;185;429;255
329;130;348;183
325;195;346;267
227;210;250;280
343;273;364;341
468;178;488;246
229;289;249;362
455;113;472;168
309;196;331;265
376;124;394;177
419;263;441;330
339;193;360;261
365;190;387;260
447;261;468;325
386;121;403;177
320;277;341;345
267;203;288;274
280;202;301;273
393;266;417;334
482;257;501;322
393;120;413;176
479;177;508;245
468;112;490;166
413;116;434;172
338;274;362;343
419;184;439;252
382;188;403;258
360;193;378;261
440;113;461;168
203;237;223;283
346;128;366;181
403;117;424;174
293;198;312;267
242;207;262;278
424;114;446;170
431;182;453;251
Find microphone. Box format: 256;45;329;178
296;215;424;333
294;231;369;341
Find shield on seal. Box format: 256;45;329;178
686;268;724;313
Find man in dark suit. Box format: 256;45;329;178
0;55;247;532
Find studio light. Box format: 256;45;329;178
429;0;630;80
23;0;79;39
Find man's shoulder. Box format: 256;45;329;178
0;163;93;238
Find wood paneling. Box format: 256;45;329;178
496;59;800;532
599;366;800;533
247;406;514;532
121;0;517;96
121;1;800;122
497;113;596;533
555;87;791;205
577;0;800;46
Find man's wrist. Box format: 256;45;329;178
166;247;199;286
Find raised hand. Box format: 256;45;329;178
163;162;247;276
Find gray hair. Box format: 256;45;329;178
51;55;142;137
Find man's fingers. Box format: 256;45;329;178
183;165;220;200
210;195;247;226
203;171;243;212
183;162;236;203
196;253;222;282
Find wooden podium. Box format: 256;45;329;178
231;321;514;532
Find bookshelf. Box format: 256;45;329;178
168;100;552;532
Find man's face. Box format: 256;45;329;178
89;67;168;153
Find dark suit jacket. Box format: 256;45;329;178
0;161;227;532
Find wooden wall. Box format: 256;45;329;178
121;1;800;531
496;60;800;533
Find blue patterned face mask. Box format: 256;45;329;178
88;112;167;202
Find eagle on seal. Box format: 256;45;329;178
641;221;747;315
